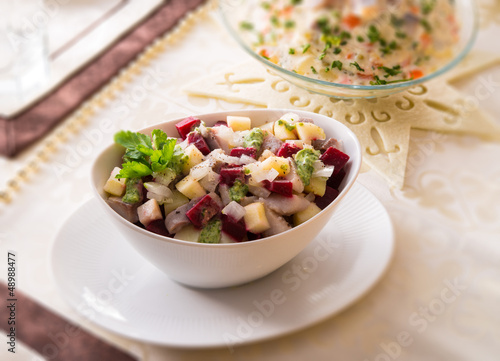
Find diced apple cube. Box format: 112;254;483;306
295;122;326;142
175;175;206;199
243;202;270;234
273;120;297;141
182;144;205;175
304;176;328;197
103;167;126;196
137;199;163;227
227;116;251;131
174;224;201;242
259;122;275;135
164;189;189;215
258;149;274;162
293;203;322;226
260;156;290;176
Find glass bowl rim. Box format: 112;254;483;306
218;0;479;93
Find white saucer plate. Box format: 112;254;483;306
51;183;394;348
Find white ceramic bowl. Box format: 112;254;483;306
91;109;362;288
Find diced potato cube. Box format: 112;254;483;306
175;175;207;199
260;156;290;176
295;122;326;142
259;122;274;135
182;144;205;174
293;203;322;226
174;224;201;242
137;199;162;227
103;167;126;196
273;120;297;141
244;202;270;234
164;189;190;215
304;177;327;197
227;116;251;131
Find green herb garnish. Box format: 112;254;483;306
239;21;253;30
289;48;295;54
331;60;343;71
367;25;381;43
311;66;318;74
333;47;342;55
350;61;364;72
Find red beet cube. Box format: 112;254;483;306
186;194;221;228
247;232;263;241
320;147;350;175
327;168;346;190
187;131;210;155
176;116;201;139
263;180;293;197
315;186;340;210
219;167;244;186
221;214;247;242
230;147;257;158
146;219;172;237
276;143;301;158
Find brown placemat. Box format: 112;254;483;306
0;282;137;360
0;0;207;158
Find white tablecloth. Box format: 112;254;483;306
1;3;499;360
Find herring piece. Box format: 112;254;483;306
261;194;310;216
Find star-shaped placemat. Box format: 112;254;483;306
183;51;500;189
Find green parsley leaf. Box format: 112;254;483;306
151;129;169;150
240;21;253;30
116;161;152;179
421;0;436;15
333;47;342;55
378;65;402;77
114;131;152;151
289;48;295;54
350;61;365;72
284;20;295;28
311;66;318;74
290;0;302;4
357;35;364;42
420;19;432;33
395;31;407;39
367;25;380;43
302;43;311;53
331;60;343;71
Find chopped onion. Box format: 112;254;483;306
190;161;211;180
312;160;334;178
144;182;173;198
280;112;301;123
199;169;219;192
197;122;209;137
240;154;256;164
248;184;271;198
252;167;279;183
304;192;315;202
146;191;173;204
222;201;246;221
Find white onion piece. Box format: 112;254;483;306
313;165;335;178
199;169;219;192
197;123;209;137
240;154;257;164
178;138;189;150
252;168;279;183
248;184;271;198
280;112;301;123
190;162;211;181
146;191;173;204
222;201;246;221
144;182;173;198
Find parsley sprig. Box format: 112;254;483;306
114;129;186;179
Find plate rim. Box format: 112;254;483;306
50;182;394;348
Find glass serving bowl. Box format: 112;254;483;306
219;0;478;99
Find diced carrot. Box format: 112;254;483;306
259;49;270;58
357;73;374;80
409;69;424;79
342;14;361;29
280;5;293;16
346;53;354;60
420;33;432;47
410;5;420;14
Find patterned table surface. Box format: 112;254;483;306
1;1;499;360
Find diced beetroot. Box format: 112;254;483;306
230;147;257;158
146;219;172;237
247;232;263;241
263;180;293;197
320;147;350;175
187;131;210;155
327;168;346;190
176;116;200;139
315;186;340;210
219;167;244;186
221;214;247;242
276;143;301;158
186;194;221;228
214;120;228;127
